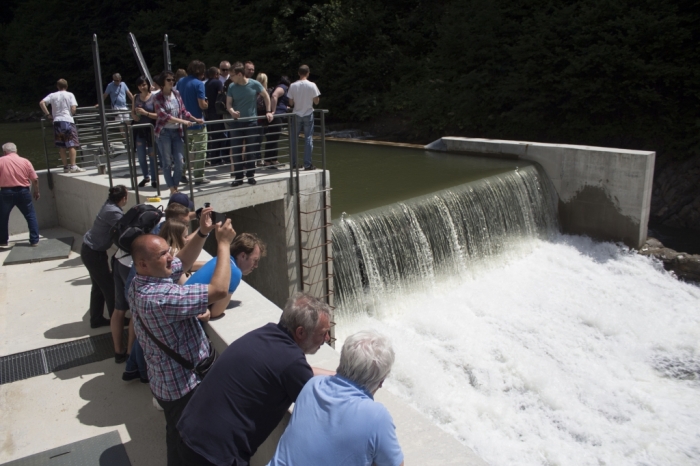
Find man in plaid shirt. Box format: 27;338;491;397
129;207;236;466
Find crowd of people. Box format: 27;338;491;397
93;59;322;193
0;61;405;466
75;185;404;466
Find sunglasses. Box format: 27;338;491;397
220;68;230;71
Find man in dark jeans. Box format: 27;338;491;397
204;67;226;166
0;142;40;247
225;61;273;187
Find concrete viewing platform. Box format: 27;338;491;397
2;167;488;464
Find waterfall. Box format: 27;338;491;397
332;164;559;316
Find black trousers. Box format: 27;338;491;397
80;243;114;324
157;388;197;466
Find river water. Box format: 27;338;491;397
332;165;700;466
337;234;700;465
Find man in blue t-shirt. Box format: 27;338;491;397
185;232;266;318
225;61;274;187
268;330;404;466
178;60;210;185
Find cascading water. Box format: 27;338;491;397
333;164;558;316
331;164;700;465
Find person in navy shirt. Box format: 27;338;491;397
176;292;334;466
267;330;404;466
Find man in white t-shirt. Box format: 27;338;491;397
39;79;85;173
288;65;321;170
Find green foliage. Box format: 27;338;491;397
1;0;698;159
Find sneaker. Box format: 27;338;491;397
231;180;243;187
30;243;39;247
194;178;211;185
181;175;188;184
229;173;236;178
138;177;150;187
151;181;158;189
0;243;9;248
69;165;85;173
266;164;279;170
247;178;257;185
63;165;70;173
115;351;127;364
304;164;317;171
256;161;264;167
153;397;164;411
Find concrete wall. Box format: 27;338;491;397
426;137;656;248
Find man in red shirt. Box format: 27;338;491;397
0;142;40;247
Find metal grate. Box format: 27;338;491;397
0;332;119;385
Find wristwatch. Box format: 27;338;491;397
197;229;209;238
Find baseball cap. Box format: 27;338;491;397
168;193;194;210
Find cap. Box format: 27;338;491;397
168;193;194;210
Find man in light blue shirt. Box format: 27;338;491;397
102;73;133;120
268;330;404;466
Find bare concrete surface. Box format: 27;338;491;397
426;137;655;248
0;359;164;465
0;228;113;357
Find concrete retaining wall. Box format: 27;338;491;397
426;137;656;248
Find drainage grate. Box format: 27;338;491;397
0;332;120;385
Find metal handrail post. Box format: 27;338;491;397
41;118;54;190
163;35;171;72
151;125;161;197
92;34;112;187
126;122;138;197
291;115;304;291
319;110;331;306
183;127;195;204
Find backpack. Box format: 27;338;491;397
110;204;164;254
215;89;228;116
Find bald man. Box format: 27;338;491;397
129;208;236;466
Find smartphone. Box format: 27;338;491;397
204;202;211;208
212;211;227;224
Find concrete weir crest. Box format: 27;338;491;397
426;137;656;248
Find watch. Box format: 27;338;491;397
197;229;209;238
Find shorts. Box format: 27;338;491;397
53;121;80;148
113;107;130;122
113;259;131;311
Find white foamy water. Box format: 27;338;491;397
336;234;700;466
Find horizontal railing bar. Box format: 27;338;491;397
299;188;333;196
300;241;332;251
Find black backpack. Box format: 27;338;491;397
110;204;164;254
215;89;228;116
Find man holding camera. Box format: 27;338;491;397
129;208;235;466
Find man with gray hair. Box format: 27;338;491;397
0;142;40;247
267;330;404;466
177;292;333;466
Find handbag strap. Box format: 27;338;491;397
136;314;195;370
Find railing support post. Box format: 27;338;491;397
92;34;112;187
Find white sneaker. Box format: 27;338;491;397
153;397;163;411
69;165;85;173
63;165;70;173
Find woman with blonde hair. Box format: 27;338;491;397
158;219;189;255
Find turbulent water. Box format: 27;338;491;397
332;166;700;466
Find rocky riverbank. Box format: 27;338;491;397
640;238;700;284
650;152;700;231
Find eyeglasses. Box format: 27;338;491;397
165;78;174;82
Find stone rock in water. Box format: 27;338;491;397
640;237;700;283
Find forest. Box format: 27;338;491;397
1;0;699;159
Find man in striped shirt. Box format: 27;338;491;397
129;208;235;466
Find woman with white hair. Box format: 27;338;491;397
267;330;405;466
